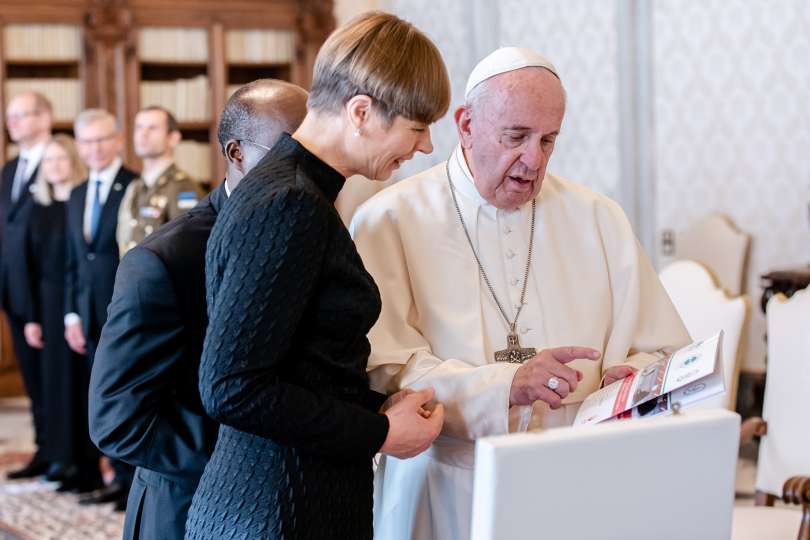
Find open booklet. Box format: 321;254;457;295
573;331;725;426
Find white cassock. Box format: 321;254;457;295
350;146;690;540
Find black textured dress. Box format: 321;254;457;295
186;134;390;540
24;201;94;470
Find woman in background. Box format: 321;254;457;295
23;135;101;493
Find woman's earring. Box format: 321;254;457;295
353;128;361;138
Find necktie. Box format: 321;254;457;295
10;156;28;203
89;179;103;242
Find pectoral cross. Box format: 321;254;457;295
494;330;536;364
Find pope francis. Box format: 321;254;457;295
350;47;691;540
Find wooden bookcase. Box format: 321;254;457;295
0;0;334;396
0;0;335;184
135;26;214;182
0;23;84;159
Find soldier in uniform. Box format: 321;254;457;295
117;106;204;255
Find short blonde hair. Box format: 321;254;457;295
308;11;450;125
33;134;87;206
74;108;120;136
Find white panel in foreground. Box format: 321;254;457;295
471;409;740;540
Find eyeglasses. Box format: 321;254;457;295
77;133;118;146
6;109;42;122
239;139;272;151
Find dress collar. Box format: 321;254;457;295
142;160;174;188
276;133;345;203
210;182;227;213
19;140;47;165
447;145;539;220
90;157;122;185
447;144;490;209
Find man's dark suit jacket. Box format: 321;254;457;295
1;156;46;454
64;166;136;345
89;186;224;540
1;156;39;320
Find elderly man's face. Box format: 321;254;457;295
456;68;565;210
76;118;123;173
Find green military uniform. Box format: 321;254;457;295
117;163;205;256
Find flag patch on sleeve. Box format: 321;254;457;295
177;191;198;209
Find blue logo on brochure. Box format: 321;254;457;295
683;355;698;366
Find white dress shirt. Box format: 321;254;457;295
83;157;122;242
18;141;47;182
11;141;47;201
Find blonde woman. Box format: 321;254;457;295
187;12;450;540
22;135;101;493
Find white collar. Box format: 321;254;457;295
448;145;490;209
90;157;122;184
448;145;538;218
19;141;47;165
142;159;174;188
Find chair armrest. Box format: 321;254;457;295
782;476;810;540
740;416;767;444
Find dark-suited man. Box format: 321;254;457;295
89;80;308;539
64;109;137;509
1;91;52;479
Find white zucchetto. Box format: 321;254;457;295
464;47;559;99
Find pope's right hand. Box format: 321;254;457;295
510;346;601;409
380;387;444;459
64;322;86;355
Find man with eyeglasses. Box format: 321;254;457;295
89;79;308;539
64;108;138;510
1;91;52;480
116;105;203;257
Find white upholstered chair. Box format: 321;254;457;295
675;214;751;296
732;288;810;539
659;260;749;410
471;410;741;540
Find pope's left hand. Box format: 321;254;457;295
602;365;637;387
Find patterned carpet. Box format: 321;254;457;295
0;452;124;539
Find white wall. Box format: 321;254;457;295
652;0;810;371
334;0;810;372
498;0;623;202
334;0;380;26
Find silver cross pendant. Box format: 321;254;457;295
494;332;536;364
